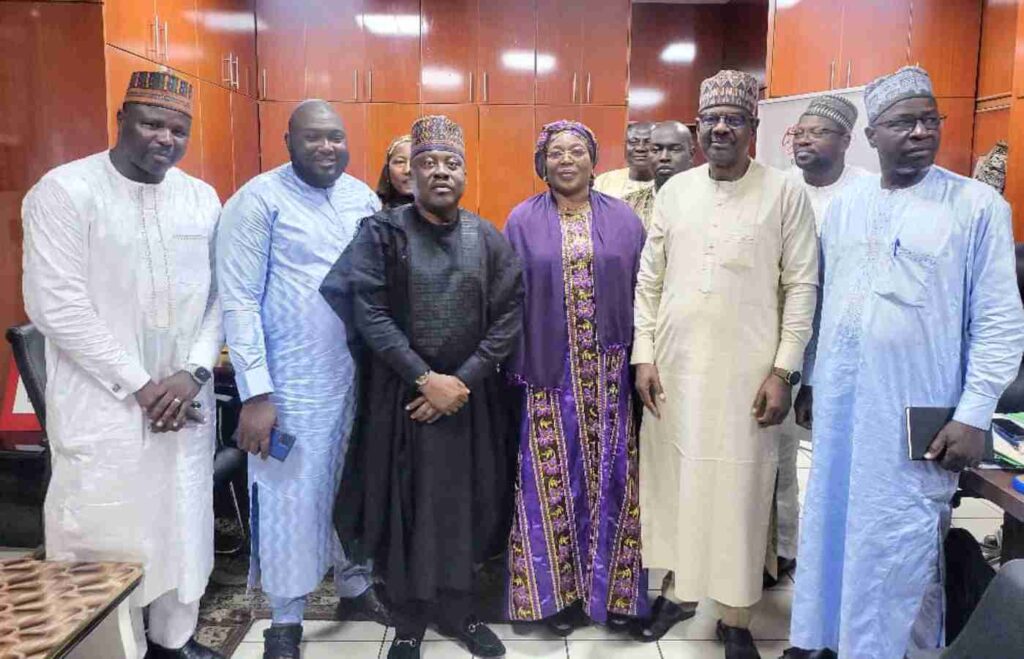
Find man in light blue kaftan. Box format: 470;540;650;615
787;67;1024;659
217;101;388;658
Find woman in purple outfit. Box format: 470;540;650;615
503;120;648;636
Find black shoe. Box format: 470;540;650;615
606;612;634;634
441;617;506;657
778;648;837;659
147;639;225;659
263;624;302;659
387;635;422;659
543;603;589;637
336;585;393;626
764;557;797;590
716;620;761;659
632;596;696;643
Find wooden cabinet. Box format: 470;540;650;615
581;0;630;105
478;106;535;226
580;105;627;175
908;0;984;98
367;103;422;179
535;0;583;106
197;0;257;96
105;45;204;178
105;0;160;62
977;0;1018;99
256;0;306;100
477;0;536;104
156;0;199;74
305;0;364;102
335;103;370;183
199;80;234;201
363;0;422;102
231;93;261;190
768;0;842;96
105;0;199;74
839;0;910;88
421;0;477;104
935;97;975;175
258;101;296;172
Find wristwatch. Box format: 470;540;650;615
415;370;433;389
187;364;212;387
772;367;801;387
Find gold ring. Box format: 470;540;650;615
172;397;182;405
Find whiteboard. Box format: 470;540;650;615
755;87;880;174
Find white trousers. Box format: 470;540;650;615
776;413;805;560
130;589;200;657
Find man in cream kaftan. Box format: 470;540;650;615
21;71;223;659
633;71;818;654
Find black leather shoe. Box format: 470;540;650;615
440;617;506;657
543;603;589;637
716;620;761;659
336;585;393;626
632;596;696;643
778;648;837;659
764;557;798;590
263;624;302;659
387;635;422;659
147;639;225;659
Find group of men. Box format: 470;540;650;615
19;62;1024;659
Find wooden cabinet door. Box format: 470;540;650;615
535;0;584;106
257;100;296;171
422;103;479;212
156;0;199;74
477;0;536;104
421;0;477;104
105;0;159;63
935;97;975;176
231;0;258;97
256;0;306;100
231;92;261;191
335;103;370;183
768;0;842;96
199;80;234;201
580;105;627;175
196;0;234;88
581;0;629;105
908;0;982;98
306;0;364;101
478;106;535;227
838;0;910;88
362;0;422;103
367;103;422;178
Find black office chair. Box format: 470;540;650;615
996;244;1024;413
4;323;248;553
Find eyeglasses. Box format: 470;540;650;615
697;113;749;129
790;127;844;140
875;115;946;133
547;146;590;161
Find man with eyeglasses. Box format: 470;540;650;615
633;70;818;658
785;66;1024;659
765;96;871;591
623;121;695;229
594;120;655;198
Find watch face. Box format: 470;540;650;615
790;371;802;386
194;366;212;383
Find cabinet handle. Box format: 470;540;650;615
483;71;489;103
572;72;578;103
846;61;852;87
261;69;268;99
222;55;233;86
150;18;160;60
353;70;359;101
232;54;240;90
586;73;592;104
829;60;835;89
469;71;474;102
367;70;373;100
162;20;169;63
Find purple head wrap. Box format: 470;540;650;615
533;120;599;180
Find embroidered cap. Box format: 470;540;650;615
411;115;465;158
801;94;858;132
533;120;599;180
864;66;935;124
124;71;193;117
699;70;760;116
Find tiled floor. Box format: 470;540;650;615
230;448;1005;658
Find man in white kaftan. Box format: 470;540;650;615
217;100;386;659
21;72;223;659
788;67;1024;659
771;95;870;579
593;121;655;199
633;71;818;657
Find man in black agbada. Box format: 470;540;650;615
320;115;524;659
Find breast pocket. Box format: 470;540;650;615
874;244;937;308
720;226;757;271
173;233;211;288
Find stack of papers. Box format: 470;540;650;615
991;413;1024;469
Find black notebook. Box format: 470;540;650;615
905;407;994;461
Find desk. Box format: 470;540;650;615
959;469;1024;563
0;558;143;658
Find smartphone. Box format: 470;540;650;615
993;418;1024;446
269;428;296;462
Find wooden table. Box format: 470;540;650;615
0;558;143;659
959;468;1024;563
